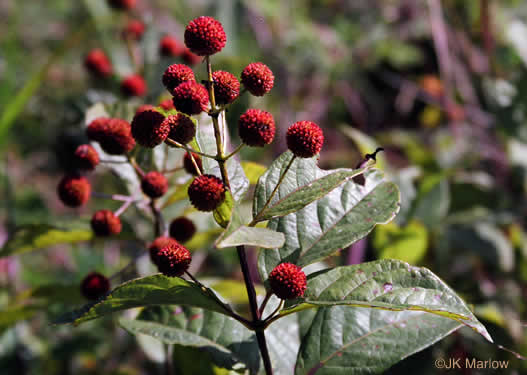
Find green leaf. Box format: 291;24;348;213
216;205;285;249
253;152;369;222
241;162;267;185
162;180;193;208
195;112;249;201
373;220;428;264
258;152;400;281
55;275;233;325
411;174;450;228
120;306;260;373
295;306;462;375
1;224;92;257
0;304;42;335
282;259;492;342
213;190;234;228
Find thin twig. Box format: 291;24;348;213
165;138;216;159
224;143;245;160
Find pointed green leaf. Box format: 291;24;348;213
295;306;461;375
258;153;400;281
241;161;267;185
1;224;92;257
282;260;491;342
55;275;233;325
120;306;260;373
253;152;369;222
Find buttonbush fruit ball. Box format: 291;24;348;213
131;109;170;148
183;152;202;176
162;64;195;92
141;172;168;199
182;48;201;65
84;49;113;78
149;236;178;266
91;210;122;237
86;117;110;142
169;217;197;243
163;114;196;145
121;74;147;97
160;35;184;57
184;16;226;56
57;174;91;207
172;81;209;115
188;174;226;212
241;62;274;96
213;71;240;105
155;243;192;277
268;263;307;300
136;104;156;115
238;109;275;147
98;118;136;155
73;144;100;171
81;272;110;300
123;20;145;40
107;0;136;10
286;121;324;158
159;98;175;111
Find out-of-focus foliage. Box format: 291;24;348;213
1;0;527;373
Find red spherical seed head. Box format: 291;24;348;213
268;263;307;300
188;174;226;212
172;81;209;115
91;210;122;237
73;144;100;171
286;121;324;158
131;109;170;148
184;16;226;56
99;118;136;155
86;117;110;142
162;64;195;92
141;171;168;199
163;114;196;144
238;109;275;147
81;272;110;300
136;104;156;115
123;20;145;41
241;62;274;96
212;71;240;105
160;35;184;57
159;98;175;111
57;174;91;208
121;74;147;97
149;236;178;266
84;49;113;77
155;243;192;277
182;48;201;65
107;0;136;10
183;152;202;176
169;217;197;243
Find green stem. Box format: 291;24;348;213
224;143;245;160
250;155;296;225
164;138;216;159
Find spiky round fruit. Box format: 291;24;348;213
159;35;183;57
131;109;169;148
268;263;307;300
86;117;110;142
286;121;324;158
98;118;136;155
241;62;274;96
184;16;226;56
155;243;192;277
141;171;168;198
148;236;178;266
162;64;195;92
123;19;145;40
238;109;275;147
172;81;209;115
212;71;240;105
163;114;196;144
81;272;110;300
136;104;156;114
73;144;100;171
169;217;196;243
57;174;91;207
107;0;136;10
91;210;122;236
84;49;113;77
188;174;225;212
182;48;201;65
121;74;147;97
183;152;202;176
159;98;175;111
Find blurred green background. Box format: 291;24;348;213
1;0;527;373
